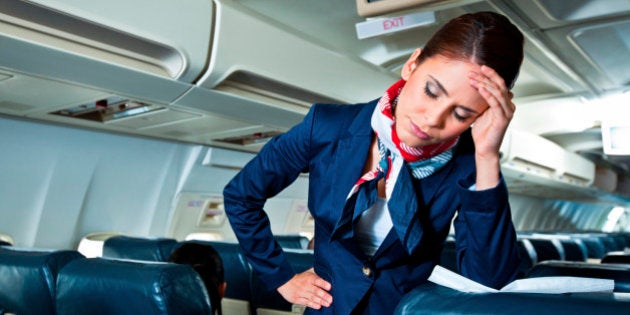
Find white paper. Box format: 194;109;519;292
428;265;498;293
428;265;615;294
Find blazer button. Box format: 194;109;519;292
362;266;372;277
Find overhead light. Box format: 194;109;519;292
355;11;435;40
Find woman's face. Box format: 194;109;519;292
395;50;488;148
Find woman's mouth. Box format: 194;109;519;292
410;122;431;140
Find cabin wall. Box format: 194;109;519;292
3;114;624;250
0;115;309;249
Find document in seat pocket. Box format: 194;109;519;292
428;265;615;294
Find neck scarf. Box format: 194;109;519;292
336;79;459;254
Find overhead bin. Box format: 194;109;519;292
1;0;213;82
188;0;398;113
0;0;399;151
0;0;211;115
499;129;597;200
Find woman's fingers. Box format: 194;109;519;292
469;67;514;120
277;269;333;309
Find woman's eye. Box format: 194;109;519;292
424;83;438;99
453;110;469;122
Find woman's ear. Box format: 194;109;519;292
401;48;422;80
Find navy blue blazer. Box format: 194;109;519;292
223;100;520;314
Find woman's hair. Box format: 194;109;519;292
417;11;524;89
169;242;225;315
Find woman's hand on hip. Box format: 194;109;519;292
277;267;333;310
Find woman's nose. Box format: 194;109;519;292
423;106;445;128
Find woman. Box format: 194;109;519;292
224;11;523;314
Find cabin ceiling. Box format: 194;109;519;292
0;0;629;174
237;0;630;172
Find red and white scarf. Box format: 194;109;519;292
347;79;459;199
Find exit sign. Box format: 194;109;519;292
355;11;435;39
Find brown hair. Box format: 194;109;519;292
417;11;524;89
169;242;225;315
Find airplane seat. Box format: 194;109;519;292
608;234;628;251
394;282;630;314
516;239;537;278
0;247;83;315
526;260;630;293
601;251;630;265
438;238;457;272
575;235;607;259
102;235;178;262
251;249;314;315
274;234;310;249
180;240;253;314
559;239;587;262
526;239;562;262
600;235;622;253
55;257;213;315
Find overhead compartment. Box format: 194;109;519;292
499;129;597;200
1;0;213;82
182;0;398;118
0;0;212;123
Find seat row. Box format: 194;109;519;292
0;245;213;315
97;235;314;315
422;233;630;314
440;232;630;278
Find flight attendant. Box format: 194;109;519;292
224;11;524;314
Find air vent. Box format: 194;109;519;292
215;71;340;112
51;97;164;123
213;130;283;147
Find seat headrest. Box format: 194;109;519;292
56;258;212;315
602;251;630;264
0;247;83;315
274;235;309;249
526;261;630;293
102;236;178;261
395;282;630;314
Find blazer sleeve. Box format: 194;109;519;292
452;173;520;289
223;105;316;290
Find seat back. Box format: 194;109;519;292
251;250;313;315
574;235;607;259
56;258;212;315
516;239;537;278
559;239;587;262
102;235;178;262
527;239;562;262
395;282;630;314
274;235;309;250
0;247;83;315
526;260;630;293
601;251;630;264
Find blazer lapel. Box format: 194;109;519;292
329;102;376;240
